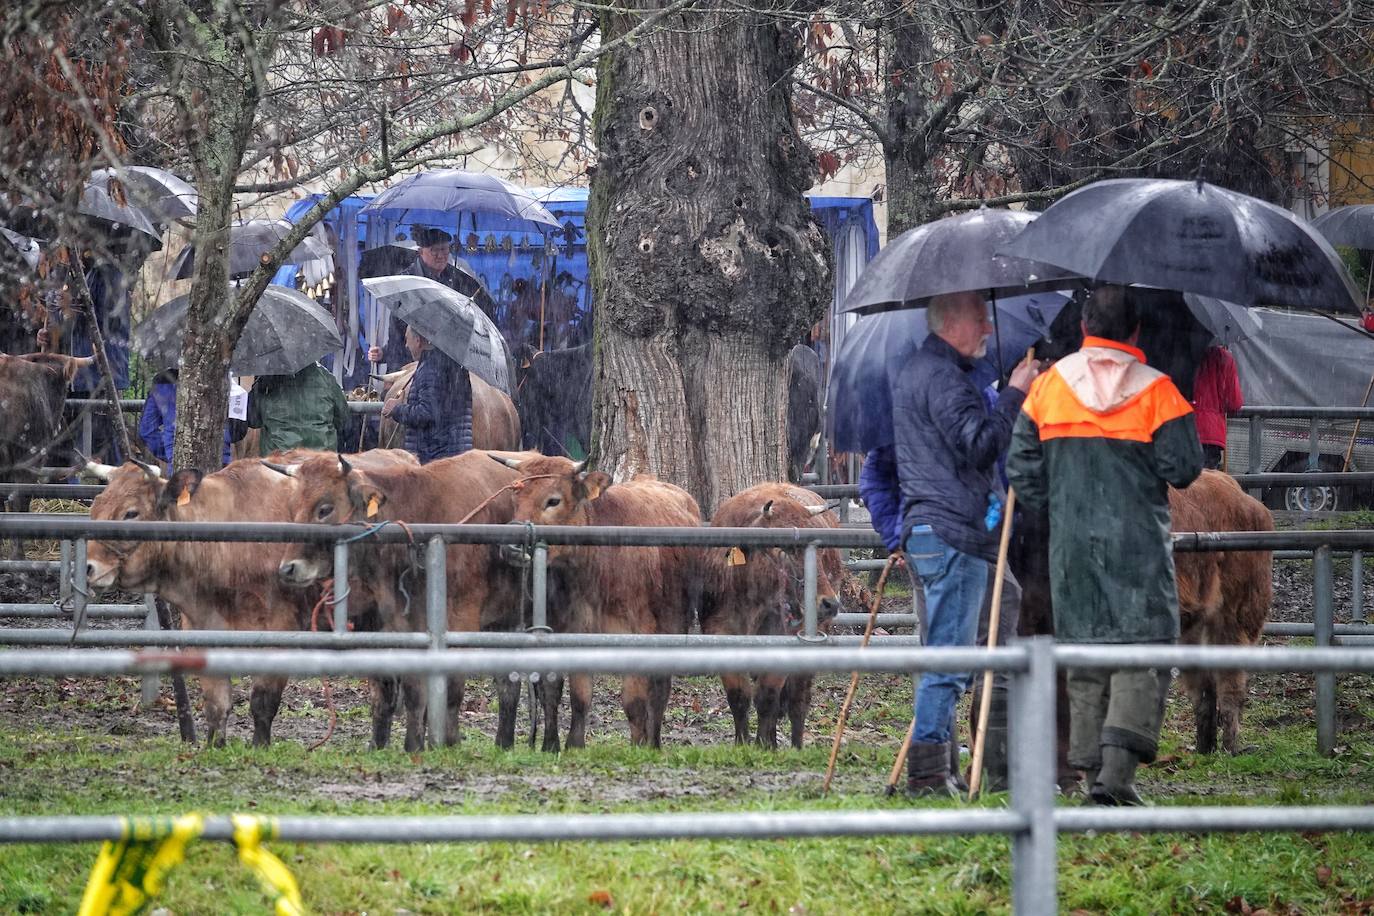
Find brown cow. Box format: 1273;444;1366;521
275;449;527;751
491;453;703;752
1170;469;1273;755
84;449;416;747
376;363;520;451
703;483;843;749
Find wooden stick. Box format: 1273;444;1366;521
1343;370;1374;472
967;487;1017;800
884;717;917;796
822;554;898;795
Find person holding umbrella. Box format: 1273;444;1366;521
380;325;472;463
247;361;350;456
1006;285;1203;806
375;227;496;369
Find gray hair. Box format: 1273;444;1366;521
926;292;984;335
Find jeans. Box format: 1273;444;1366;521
904;526;989;745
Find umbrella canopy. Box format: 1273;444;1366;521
828;291;1070;453
78;183;163;242
839;208;1081;315
1310;204;1374;250
134;285;342;376
362;275;510;394
1000;178;1361;313
90;166;197;222
167;219;332;280
360;169;560;230
1;227;42;270
1181;293;1262;346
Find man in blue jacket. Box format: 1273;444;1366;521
889;292;1039;796
380;325;473;463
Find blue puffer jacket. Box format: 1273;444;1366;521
392;349;473;463
859;446;903;554
893;334;1024;561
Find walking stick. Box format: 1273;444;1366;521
967;487;1017;800
884;717;917;796
822;554;898;795
1343;369;1374;472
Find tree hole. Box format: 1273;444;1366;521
638;236;655;254
638;106;658;130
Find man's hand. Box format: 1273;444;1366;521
367;346;383;363
1008;353;1042;393
36;328;50;350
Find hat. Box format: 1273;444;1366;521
413;226;453;247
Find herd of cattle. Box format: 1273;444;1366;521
2;350;1275;769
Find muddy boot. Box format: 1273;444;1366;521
906;741;959;798
980;688;1010;793
948;737;968;793
1089;745;1146;806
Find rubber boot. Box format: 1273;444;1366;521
980;688;1010;793
1089;744;1146;806
906;741;959;798
948;737;969;793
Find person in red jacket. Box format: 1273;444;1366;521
1192;344;1243;469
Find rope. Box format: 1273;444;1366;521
306;579;341;752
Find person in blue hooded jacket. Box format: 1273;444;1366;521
379;325;472;463
138;369;234;468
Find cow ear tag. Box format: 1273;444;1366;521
727;547;747;566
176;489;191;507
366;495;380;518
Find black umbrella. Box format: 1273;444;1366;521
1000;178;1361;313
77;184;163;244
89;166;197;223
134;285;343;376
0;227;42;270
1310;205;1374;250
362;275;510;393
167;219;332;280
839;208;1081;315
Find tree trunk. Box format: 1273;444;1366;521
588;6;829;514
883;13;940;236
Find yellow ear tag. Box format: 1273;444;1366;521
366;495;380;518
176;489;191;507
726;547;747;567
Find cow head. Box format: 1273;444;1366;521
721;492;843;632
86;461;189;591
491;453;609;527
277;454;382;586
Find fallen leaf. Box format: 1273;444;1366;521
588;889;614;908
1318;865;1333;886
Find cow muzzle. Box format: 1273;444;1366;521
278;557;324;587
86;558;118;591
499;544;531;568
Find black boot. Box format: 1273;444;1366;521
1089;745;1146;806
980;688;1010;793
948;737;969;793
906;741;959;798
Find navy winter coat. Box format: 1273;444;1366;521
859;446;903;554
392;349;473;463
893;334;1024;561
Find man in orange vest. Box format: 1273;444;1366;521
1006;285;1203;805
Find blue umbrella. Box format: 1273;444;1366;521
827;292;1070;453
360;169;559;230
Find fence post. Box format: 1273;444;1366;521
140;595;159;708
1308;417;1321;472
332;541;350;634
1247;417;1264;500
1314;545;1336;756
1009;636;1057;916
803;542;818;638
71;539;88;632
531;544;548;631
80;412;92;461
1353;550;1365;624
58;540;72;605
425;536;447;748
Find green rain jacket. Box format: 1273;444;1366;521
248;362;350;456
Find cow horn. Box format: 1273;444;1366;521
83;460;116;482
263;461;298;478
806;504;829;517
129;456;162;480
488;453;523;469
571;458;588;474
338;454;352;476
761;499;774;518
73;355;96;367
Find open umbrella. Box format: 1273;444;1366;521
827;292;1071;453
1000;178;1361;313
78;183;162;243
134;285;342;376
0;227;42;270
361;169;559;229
362;275;510;393
1311;205;1374;249
1181;293;1262;346
167;219;332;280
839;209;1081;315
90;166;197;223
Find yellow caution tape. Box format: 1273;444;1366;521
78;814;205;916
233;815;306;916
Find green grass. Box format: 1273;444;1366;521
1;673;1372;914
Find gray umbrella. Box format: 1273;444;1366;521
79;183;163;242
90;166;197;223
1181;293;1262;346
362;275;510;393
1;227;42;270
167;219;332;280
134;285;343;376
1310;205;1374;250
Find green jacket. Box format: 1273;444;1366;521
1005;338;1203;644
247;363;349;456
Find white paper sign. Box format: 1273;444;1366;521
227;377;249;421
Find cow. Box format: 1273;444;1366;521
1169;470;1273;755
703;483;843;749
375;363;521;451
490;452;703;751
514;344;593;456
0;352;93;557
275;449;528;751
84;449;416;747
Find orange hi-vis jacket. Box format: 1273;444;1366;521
1005;337;1204;643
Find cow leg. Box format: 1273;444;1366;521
566;673;592;749
754;675;784;750
1218;670;1252;755
785;675;813;750
1183;670;1219;755
622;676;652;747
201;676;231;748
402;677;427;752
444;675;466;746
539;675;564;754
369;677;401;749
249;676;287;748
721;674;754;745
647;675;671;749
494;675;521;750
